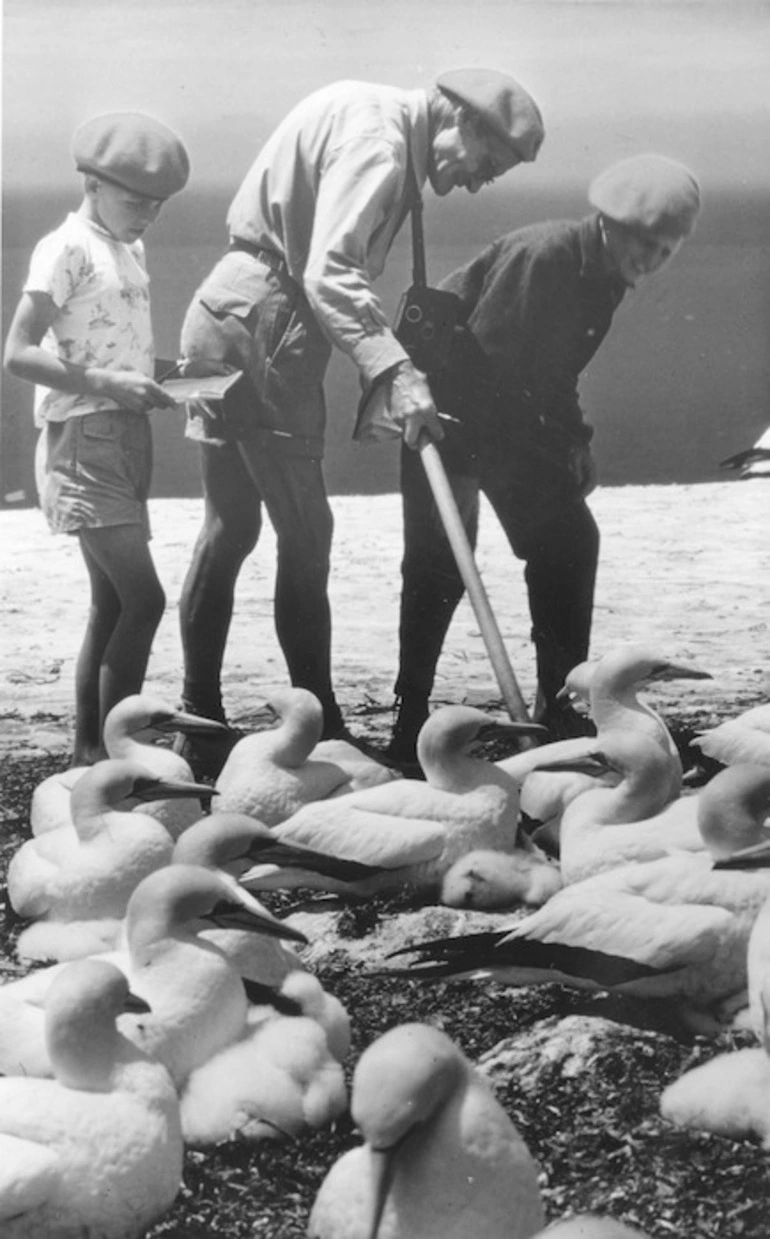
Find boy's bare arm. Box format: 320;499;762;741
4;290;177;412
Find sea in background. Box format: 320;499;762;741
3;180;769;505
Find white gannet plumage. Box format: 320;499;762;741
308;1022;545;1239
179;969;349;1146
11;759;214;964
503;645;710;841
660;881;770;1145
0;865;308;1086
241;707;548;899
539;745;770;886
30;694;226;838
0;958;183;1239
691;702;770;769
393;766;770;1030
214;687;356;824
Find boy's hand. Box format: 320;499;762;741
91;368;178;412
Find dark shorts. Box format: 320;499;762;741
35;409;152;537
180;249;331;458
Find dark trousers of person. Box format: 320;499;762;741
394;440;600;717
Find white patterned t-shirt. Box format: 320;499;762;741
23;211;155;426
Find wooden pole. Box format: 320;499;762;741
418;438;534;729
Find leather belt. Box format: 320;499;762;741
229;238;286;270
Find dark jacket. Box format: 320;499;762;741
432;215;627;454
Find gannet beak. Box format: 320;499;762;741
649;661;713;683
203;891;308;944
531;751;613;777
131;775;217;801
151;709;231;736
122;987;152;1016
712;841;770;870
366;1147;396;1239
474;720;549;743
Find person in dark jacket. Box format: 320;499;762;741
387;153;701;761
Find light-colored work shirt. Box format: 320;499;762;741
227;80;431;384
23;212;154;426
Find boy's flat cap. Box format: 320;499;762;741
72;112;190;199
436;67;544;162
589;154;701;237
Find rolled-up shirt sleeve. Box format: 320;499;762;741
302;137;410;384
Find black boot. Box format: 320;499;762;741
385;696;430;767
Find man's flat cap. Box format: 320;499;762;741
436;67;544;162
588;154;701;237
72;112;190;199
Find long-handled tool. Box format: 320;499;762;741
418;435;534;731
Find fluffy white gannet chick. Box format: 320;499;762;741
308;1022;545;1239
0;958;183;1238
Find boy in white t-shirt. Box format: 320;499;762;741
4;112;190;764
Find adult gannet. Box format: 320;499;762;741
0;958;183;1239
542;747;770;884
690;703;770;769
30;693;227;838
241;707;548;900
0;865;308;1086
500;645;709;850
167;811;376;983
307;1022;545;1239
388;767;770;1032
720;425;770;478
659;886;770;1145
214;687;399;826
11;758;213;964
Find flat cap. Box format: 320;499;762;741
588;154;701;237
72;112;190;199
436;67;544;162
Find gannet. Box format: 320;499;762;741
11;759;213;964
390;767;770;1031
179;970;349;1146
170;812;310;984
533;1220;652;1238
214;687;378;825
691;703;770;769
659;883;770;1145
505;646;709;827
537;746;770;884
0;865;308;1086
720;425;770;478
241;707;548;900
30;694;227;838
0;958;183;1239
307;1022;545;1239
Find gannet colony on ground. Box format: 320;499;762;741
1;647;769;1237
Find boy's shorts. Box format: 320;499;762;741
35;409;152;537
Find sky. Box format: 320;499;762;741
3;0;770;197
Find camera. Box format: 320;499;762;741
394;285;462;375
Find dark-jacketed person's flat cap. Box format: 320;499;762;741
436;68;544;162
588;154;701;237
72;112;190;200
